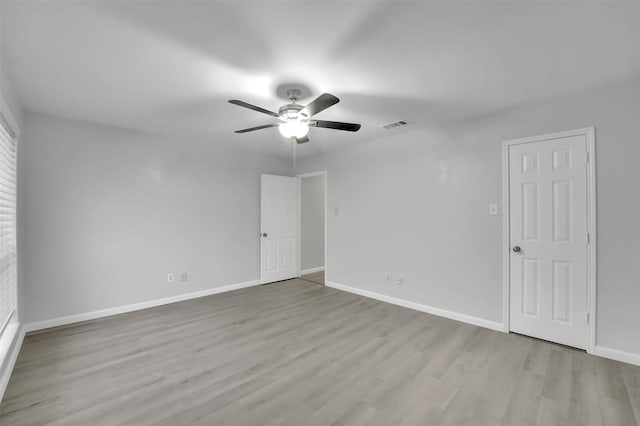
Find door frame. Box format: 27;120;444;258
501;127;596;353
296;171;327;281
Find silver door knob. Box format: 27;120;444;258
262;233;268;237
512;246;521;253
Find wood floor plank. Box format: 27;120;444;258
300;271;324;285
1;279;639;425
622;363;640;424
568;351;604;426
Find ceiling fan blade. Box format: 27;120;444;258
228;100;280;118
234;124;277;133
296;136;310;144
299;93;339;118
312;120;361;132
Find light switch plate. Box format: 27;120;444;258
489;203;499;216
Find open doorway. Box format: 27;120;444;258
297;172;326;285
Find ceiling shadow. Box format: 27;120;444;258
95;2;275;71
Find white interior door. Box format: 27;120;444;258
261;174;298;284
509;135;589;349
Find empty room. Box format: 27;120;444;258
0;1;639;425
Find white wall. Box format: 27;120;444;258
298;78;640;358
300;175;325;272
21;111;290;324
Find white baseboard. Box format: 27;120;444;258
592;345;640;367
0;324;24;402
300;266;325;275
25;279;261;333
326;281;504;332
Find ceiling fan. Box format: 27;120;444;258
229;89;361;144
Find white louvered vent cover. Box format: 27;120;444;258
382;120;410;130
0;118;16;336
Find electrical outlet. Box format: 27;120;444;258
167;273;174;283
385;273;393;283
396;275;405;285
181;272;188;282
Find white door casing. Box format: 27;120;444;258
261;174;298;284
505;129;595;350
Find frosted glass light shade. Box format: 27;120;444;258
279;121;309;138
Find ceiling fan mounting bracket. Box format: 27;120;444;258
286;89;302;103
275;83;312;101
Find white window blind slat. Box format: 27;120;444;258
0;116;17;339
0;170;16;185
0;156;16;173
0;170;16;184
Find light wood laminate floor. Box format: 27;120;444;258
2;279;639;425
301;271;324;285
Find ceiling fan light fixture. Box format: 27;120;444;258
279;120;309;138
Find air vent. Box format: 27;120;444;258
382;120;410;130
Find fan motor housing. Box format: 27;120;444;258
279;104;304;120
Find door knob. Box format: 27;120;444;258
512;246;521;253
262;233;268;237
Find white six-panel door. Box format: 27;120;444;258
261;174;298;284
508;135;589;349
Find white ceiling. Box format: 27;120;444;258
3;1;640;158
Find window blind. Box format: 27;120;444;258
0;116;16;338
